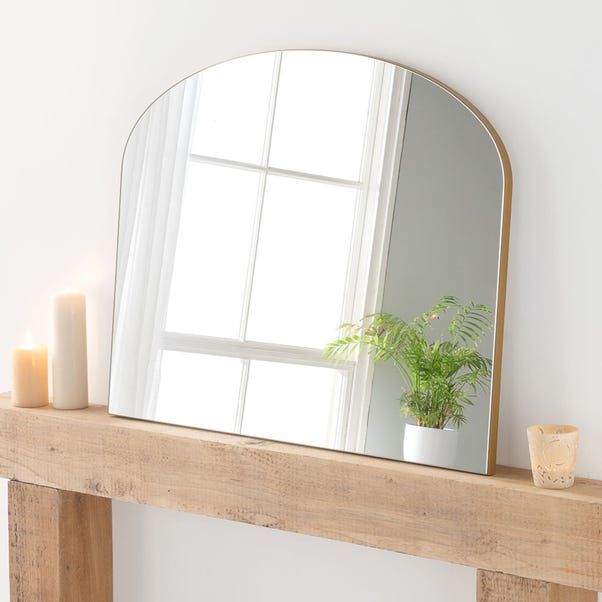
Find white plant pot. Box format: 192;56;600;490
403;423;459;469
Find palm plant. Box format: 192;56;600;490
324;296;493;430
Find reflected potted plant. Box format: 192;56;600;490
324;296;493;467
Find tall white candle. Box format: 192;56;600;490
52;291;89;409
11;335;49;408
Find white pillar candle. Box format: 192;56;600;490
52;292;89;409
11;337;49;408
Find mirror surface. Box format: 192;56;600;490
109;51;509;474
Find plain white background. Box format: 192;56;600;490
1;0;601;600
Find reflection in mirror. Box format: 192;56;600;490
110;51;510;475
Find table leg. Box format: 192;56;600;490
477;569;597;601
8;481;112;601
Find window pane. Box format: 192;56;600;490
155;351;242;431
242;361;344;447
190;53;276;164
269;51;375;180
166;163;259;338
246;176;356;348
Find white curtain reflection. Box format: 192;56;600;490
110;77;199;418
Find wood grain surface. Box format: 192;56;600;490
477;569;597;601
0;396;600;592
8;481;112;601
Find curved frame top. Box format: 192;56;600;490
111;50;512;476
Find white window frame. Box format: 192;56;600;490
156;52;411;449
342;68;412;452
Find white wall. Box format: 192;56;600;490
1;0;601;600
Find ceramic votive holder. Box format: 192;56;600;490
527;424;579;489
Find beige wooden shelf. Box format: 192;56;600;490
0;394;599;601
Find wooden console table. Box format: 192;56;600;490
0;395;598;601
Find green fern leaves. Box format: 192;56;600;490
324;296;493;430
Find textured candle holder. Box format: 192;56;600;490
527;424;579;489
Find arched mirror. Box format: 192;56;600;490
109;50;511;475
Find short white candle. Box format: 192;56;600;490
11;335;49;408
52;291;89;410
